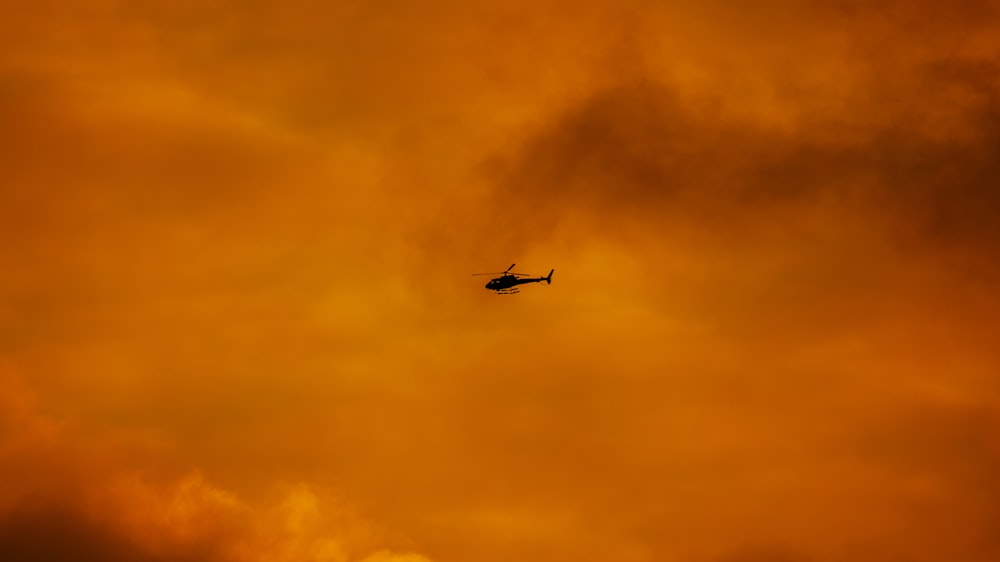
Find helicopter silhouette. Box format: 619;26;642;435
474;263;554;294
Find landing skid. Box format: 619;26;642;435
493;288;520;295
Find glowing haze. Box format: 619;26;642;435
2;1;1000;561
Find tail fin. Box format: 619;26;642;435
545;269;554;284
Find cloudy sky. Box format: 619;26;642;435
2;1;1000;561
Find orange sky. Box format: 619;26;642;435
3;1;1000;561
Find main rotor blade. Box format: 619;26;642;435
472;272;503;276
504;263;516;273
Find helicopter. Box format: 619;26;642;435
474;263;554;294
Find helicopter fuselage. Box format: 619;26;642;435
485;275;542;291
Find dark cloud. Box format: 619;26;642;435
0;506;155;562
485;53;1000;260
0;505;215;562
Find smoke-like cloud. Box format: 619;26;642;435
0;370;432;562
484;56;1000;260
